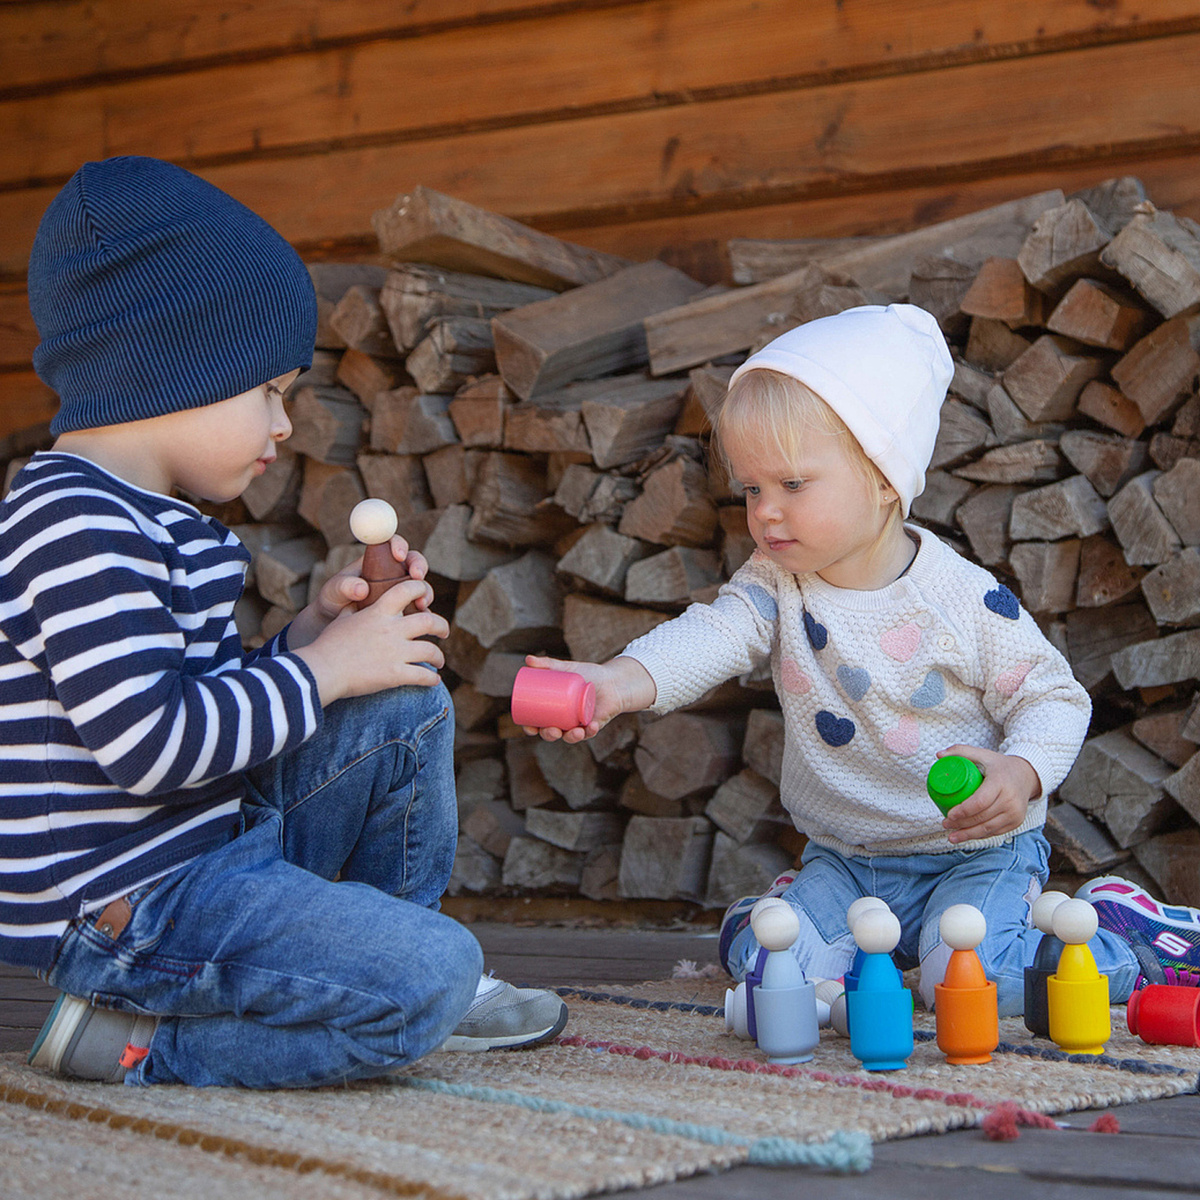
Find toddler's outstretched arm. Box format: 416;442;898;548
521;654;657;742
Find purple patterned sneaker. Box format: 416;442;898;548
717;871;796;974
1075;875;1200;990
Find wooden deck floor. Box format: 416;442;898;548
4;921;1200;1198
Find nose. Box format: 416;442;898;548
270;394;292;442
752;494;780;524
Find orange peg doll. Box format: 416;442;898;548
349;498;409;610
934;903;999;1065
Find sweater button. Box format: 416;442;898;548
937;634;955;650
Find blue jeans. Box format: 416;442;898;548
727;832;1140;1015
45;681;483;1088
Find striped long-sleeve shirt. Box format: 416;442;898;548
0;452;322;972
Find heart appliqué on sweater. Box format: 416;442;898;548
804;611;828;650
883;715;920;756
815;710;855;747
781;657;812;695
837;664;871;702
995;660;1032;697
880;622;922;662
984;585;1020;620
910;670;945;709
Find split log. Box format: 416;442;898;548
1016;198;1113;294
467;452;576;547
562;594;671;664
1112;628;1200;689
406;316;496;395
254;535;324;611
1075;534;1147;608
1058;430;1148;497
617;456;719;547
287;386;366;465
743;709;785;788
985;381;1063;446
448;374;511;448
502;837;584;891
1001;335;1109;423
1152;457;1200;545
1133;710;1199;770
617;815;713;901
1110;315;1200;426
380;264;554;352
1046;279;1154;351
297;460;366;546
307;263;389;349
422;445;483;508
524;808;624;852
370;388;459;456
454;551;562;652
1045;802;1128;874
960;257;1048;328
1008;474;1109;541
579;377;690;469
634;712;743;800
421;505;519;581
1076;379;1146;438
330;284;402;359
553;464;639;525
373;185;630;290
1133;829;1200;908
335;349;408;411
908;255;974;339
1058;727;1177;849
532;739;613;810
964;317;1032;372
1008;539;1080;614
556;524;649;597
1099;207;1200;319
492;260;704;399
624;546;723;607
462;798;525;859
1064;602;1157;690
929;400;996;469
950;484;1018;565
705;768;787;844
502;393;590;456
1140;547;1200;625
705;835;795;908
356;452;433;517
242;445;301;522
910;469;974;528
953;439;1062;485
504;738;557;811
449;837;502;894
1107;471;1183;566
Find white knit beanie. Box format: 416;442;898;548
727;304;953;516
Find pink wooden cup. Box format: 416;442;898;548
511;666;596;730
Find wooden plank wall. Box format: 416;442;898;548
4;0;1200;440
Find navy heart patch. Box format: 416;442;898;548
984;585;1019;620
815;710;855;747
837;664;871;702
804;611;828;650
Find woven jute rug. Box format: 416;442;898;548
3;977;1199;1200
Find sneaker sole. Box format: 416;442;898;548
439;1003;569;1052
28;994;90;1072
1077;876;1200;931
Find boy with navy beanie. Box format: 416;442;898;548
2;157;566;1088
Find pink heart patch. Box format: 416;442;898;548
995;661;1032;697
781;658;812;695
880;622;922;662
883;715;920;756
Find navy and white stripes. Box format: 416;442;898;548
0;453;320;971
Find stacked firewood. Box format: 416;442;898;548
226;181;1199;909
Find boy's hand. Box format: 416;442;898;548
937;746;1041;845
520;654;656;742
293;576;449;705
287;537;432;649
319;536;432;619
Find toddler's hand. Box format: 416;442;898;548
520;654;656;743
937;746;1040;845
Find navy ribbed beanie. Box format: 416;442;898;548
29;156;317;435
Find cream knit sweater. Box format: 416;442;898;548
623;526;1091;857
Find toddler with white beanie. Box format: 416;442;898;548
522;303;1156;1017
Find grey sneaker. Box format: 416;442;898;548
441;974;568;1051
28;993;157;1083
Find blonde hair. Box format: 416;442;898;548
715;368;903;534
